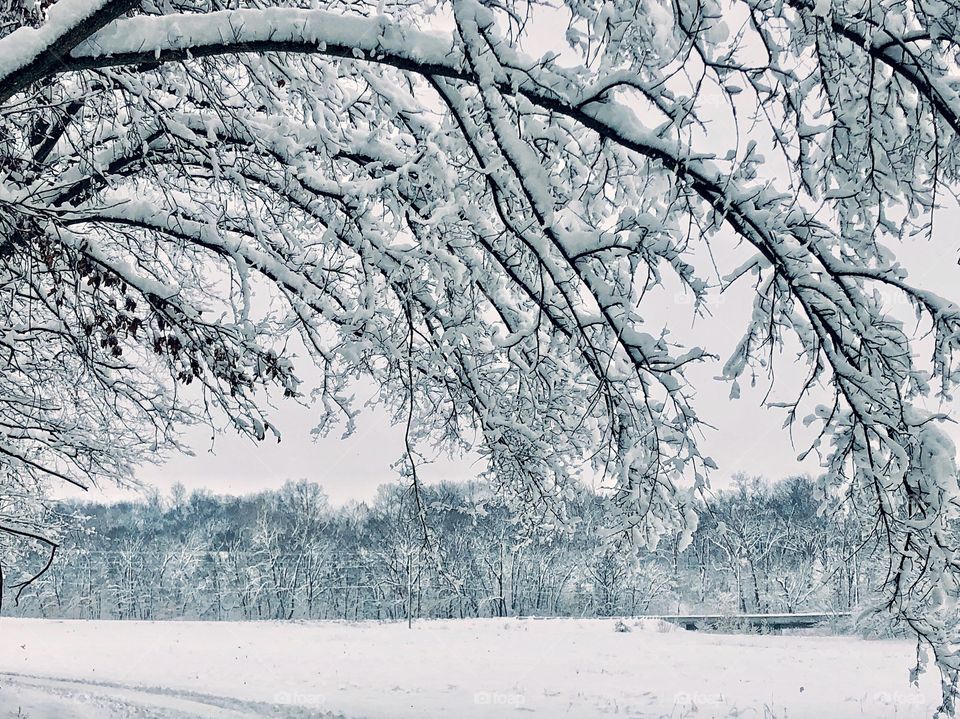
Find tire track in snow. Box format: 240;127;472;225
0;672;340;718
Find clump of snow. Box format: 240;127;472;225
0;0;112;83
71;9;456;66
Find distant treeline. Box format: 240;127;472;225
7;475;880;622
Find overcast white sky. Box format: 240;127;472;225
126;364;820;506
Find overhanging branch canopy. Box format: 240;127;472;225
1;0;960;704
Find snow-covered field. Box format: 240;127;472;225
0;617;941;718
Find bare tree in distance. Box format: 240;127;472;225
1;0;960;707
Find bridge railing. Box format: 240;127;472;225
650;612;851;631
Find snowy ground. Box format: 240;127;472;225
0;617;941;718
